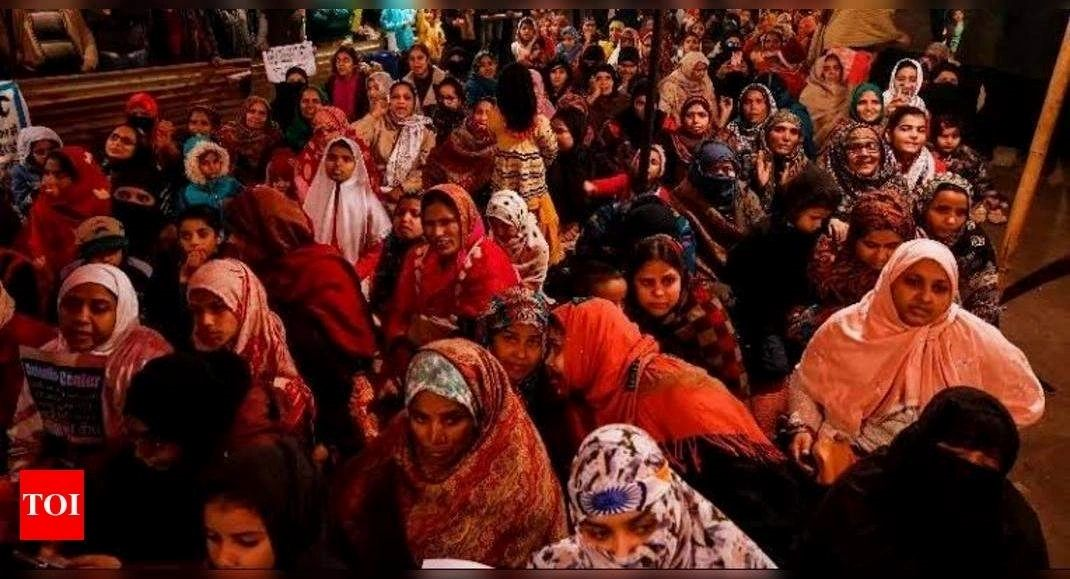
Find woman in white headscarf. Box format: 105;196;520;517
302;137;392;279
883;58;927;115
530;424;776;569
486;189;550;291
7;264;171;471
658;51;716;125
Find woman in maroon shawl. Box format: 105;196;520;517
224;185;378;458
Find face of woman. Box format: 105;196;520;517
125;416;183;470
199;152;224;180
40;158;72;197
845;128;882;176
894;64;919;97
551;118;574;151
682;104;711;136
390;85;416;119
204;500;276;569
632;94;648;118
393;197;423;241
519;22;535;42
934;70;959;86
30;139;58;167
244;102;269;130
618;60;638;83
471;101;494;132
767;121;800;155
437;85;461;111
409;50;430;77
188;112;213;137
334;52;355;77
891;258;953;326
741;89;769;124
854;90;882;123
488;216;518;243
821;56;843;83
594;71;615;95
179;218;221;257
189;288;241;351
408;390;477;474
854;229;905;271
549;66;568;89
477;56;496;79
423;201;462;258
683;35;701;54
299;90;322;121
578;509;660;563
105;126;138;161
58;283;118;353
490;323;544;384
889;113;928;157
633;259;682;318
925;187;970;240
324;143;356;183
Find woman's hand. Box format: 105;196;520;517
789;430;815;475
755;149;773;188
828;217;849;244
717;95;734;129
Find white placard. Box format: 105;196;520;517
263;41;318;84
0;80;31;167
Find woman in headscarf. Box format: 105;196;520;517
17;146;112;281
753;110;813;211
543;56;586;114
283;85;327;153
725;83;777;178
546;106;605;231
365;71;393;118
353;80;436;209
486;189;550;291
370;192;426;321
331;339;567;570
270;66;309;132
753;72;817;160
664;96;716;187
787;240;1044;483
301;137;390;279
531;424;775;569
795;387;1049;574
658;52;716;126
546;298;810;564
583;64;628;136
225;186;379;457
293;105;360;201
422;96;498;204
215;96;283;186
882;57;927;115
187;259;315;443
324;45;367;122
799;52;849;150
7;264;171;472
886;105;944;197
124;91;180;170
10;126;63;221
820;122;906;215
819;82;886;157
464;50;498;108
914;173;1000;326
511;16;548;68
598;79;671;170
626;234;747;397
401;44;448;115
429;77;467;143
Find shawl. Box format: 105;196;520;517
333;338;567;568
530;424;775;569
759;110;810;200
820;122;906;212
551;298;783;468
725;83;778;154
302;137;391;267
224;185;378;359
294;106;362;201
464;51;498;107
669;96;714;167
900;146;938;197
658;51;716;123
792;239;1044;440
486;189;550;290
848;82;885;124
422;114;497;194
215;96;283;184
882;58;927;112
16;126;62;165
187;259;314;435
799;53;849;149
384;88;435;192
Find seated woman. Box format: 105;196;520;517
626;234;747;398
795;387;1048;574
7;264;171;472
9;126;62;221
430;77;467;143
187;259;315;443
384;185;520;375
421;96;498;206
725;83;778;176
370;193;425;320
215;96;283;186
464;50;498;108
663;96;716;188
486;189;550;291
293;106;361;201
302;137;391;279
225;185;379;457
331;339;567;570
882;57;927;115
786;240;1045;480
181;138;243;212
0;283;56;449
99;123;156;191
657;52;715;126
530;424;775;569
820;122;906;215
819;82;884;156
753;110;812;211
914;173;1000;326
353;81;436;208
63;216;153;310
886;105;943;196
799;52;849;151
546;298;810;564
283;86;327;153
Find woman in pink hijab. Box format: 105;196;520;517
785;239;1044;479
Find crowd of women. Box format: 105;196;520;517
0;8;1051;572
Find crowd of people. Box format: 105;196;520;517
0;8;1052;572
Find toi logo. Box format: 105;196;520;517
19;470;84;541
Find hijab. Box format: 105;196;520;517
486;189;549;289
821;122;905;210
793;239;1044;439
727;83;778;147
302;137;391;265
294;105;360;200
531;424;775;569
384;81;434;193
659;52;716;122
799;53;850;147
670;96;714;166
759;110;809;188
689;139;741;214
883;58;927;111
216;96;283;176
848;82;885;124
465;51;498;107
16;126;61;166
283;85;327;153
58;264;140;356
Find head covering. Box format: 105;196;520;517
303;137;392;265
659;52;715;122
422;184;485;266
184;139;231;185
265;148;298;198
761;109;807;166
16;126;62;165
848;82;885;124
465;50;499;107
283;85;327;153
883;58;927;110
531;424;775;569
486;189;549;287
58;264;139;355
110;165;166;259
476;286;552;344
294;105;361;199
794;239;1044;440
821;121;904;207
689;139;740;213
405;349;478;421
423;105;497;194
799;52;850;147
216;96;283;179
75;216;128;258
334;339;567;568
726;83;778;149
671;96;714;164
125;92;159;121
630;144;667;182
384;81;434;193
914;172;974;244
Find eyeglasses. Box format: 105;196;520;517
846;141;881;154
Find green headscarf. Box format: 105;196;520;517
848;82;884;124
283;85;328;152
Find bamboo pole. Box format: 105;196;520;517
637;9;664;193
998;16;1070;267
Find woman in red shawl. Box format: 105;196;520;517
331;338;566;570
384;184;520;376
124;92;179;169
546;297;812;565
224;185;378;457
17;146;111;281
292;105;365;201
215;96;284;186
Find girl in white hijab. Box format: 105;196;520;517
883;58;927;113
486;189;550;291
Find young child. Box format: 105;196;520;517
181;137;243;212
9;126;62;220
931;113;1006;223
575;258;628;308
63;216;154;312
183;105;220;149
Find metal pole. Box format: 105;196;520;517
637;9;664;193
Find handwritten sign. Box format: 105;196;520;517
0;80;31;167
20;347;108;446
263;42;317;84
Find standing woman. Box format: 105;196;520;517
799;52;849;151
422;96;498;203
491;63;562;265
401;44;448;115
353;81;436;209
331;339;567;570
464;50;498;108
215;96;283;186
324;46;367;122
486;189;550;291
886;106;943;197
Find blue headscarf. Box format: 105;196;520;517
689;139;740;213
465;51;498;107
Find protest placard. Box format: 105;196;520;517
0;80;31;167
19;347;108;446
263;41;317;83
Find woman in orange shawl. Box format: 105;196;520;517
331;338;566;570
546;297;811;564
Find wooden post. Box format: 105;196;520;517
637;9;664;193
999;16;1070;267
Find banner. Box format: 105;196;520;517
19;347;108;446
263;41;317;84
0;80;31;167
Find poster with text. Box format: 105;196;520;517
0;80;31;167
19;347;108;446
263;42;317;83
